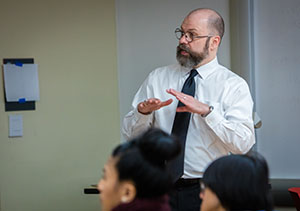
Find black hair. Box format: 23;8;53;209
112;128;181;198
202;153;273;211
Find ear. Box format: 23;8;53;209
120;181;136;204
210;36;221;51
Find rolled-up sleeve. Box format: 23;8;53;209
122;74;154;140
122;107;154;140
204;80;255;154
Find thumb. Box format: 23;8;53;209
160;99;173;107
176;106;189;113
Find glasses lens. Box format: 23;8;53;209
175;29;182;40
174;29;193;42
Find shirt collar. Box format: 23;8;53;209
195;57;219;80
180;57;219;80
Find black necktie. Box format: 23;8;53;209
169;69;198;182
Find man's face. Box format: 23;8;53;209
176;16;211;68
176;39;210;69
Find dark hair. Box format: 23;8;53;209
202;153;273;211
112;128;181;198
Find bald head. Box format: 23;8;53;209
186;8;224;40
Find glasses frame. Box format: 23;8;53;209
200;182;206;193
175;28;213;43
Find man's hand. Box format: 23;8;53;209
166;89;210;115
137;98;173;115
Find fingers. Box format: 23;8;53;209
138;99;156;114
166;88;180;97
143;98;159;105
166;88;198;113
138;98;172;114
143;98;172;107
176;106;190;113
138;102;146;109
167;88;189;101
146;98;160;104
139;99;159;111
166;88;185;97
160;99;173;107
167;89;191;109
138;99;158;114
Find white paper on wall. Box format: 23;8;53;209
3;64;40;102
9;114;23;137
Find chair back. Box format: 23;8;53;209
288;187;300;211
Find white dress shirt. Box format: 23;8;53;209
122;57;255;178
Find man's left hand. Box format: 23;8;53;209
166;88;210;116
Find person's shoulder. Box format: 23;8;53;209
215;64;248;86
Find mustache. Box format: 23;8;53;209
177;44;191;54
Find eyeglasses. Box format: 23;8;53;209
175;28;212;43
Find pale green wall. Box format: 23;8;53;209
0;0;120;210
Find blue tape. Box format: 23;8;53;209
15;61;23;67
18;98;26;103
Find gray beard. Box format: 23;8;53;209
176;41;209;68
176;51;203;68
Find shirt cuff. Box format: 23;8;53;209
204;109;223;128
133;107;153;123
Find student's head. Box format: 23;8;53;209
176;8;224;68
97;128;181;211
200;153;273;211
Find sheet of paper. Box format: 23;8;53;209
3;64;40;102
9;114;23;137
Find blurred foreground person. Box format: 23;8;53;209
97;128;181;211
200;153;273;211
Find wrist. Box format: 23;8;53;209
138;108;152;115
201;105;214;117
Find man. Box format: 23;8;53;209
122;8;255;211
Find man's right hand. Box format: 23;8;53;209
137;98;173;115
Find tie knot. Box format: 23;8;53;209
190;69;198;78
